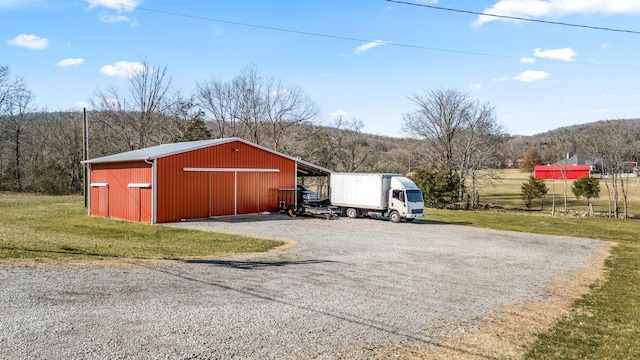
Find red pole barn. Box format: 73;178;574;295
82;138;330;224
534;164;591;180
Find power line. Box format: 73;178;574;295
91;1;639;69
385;0;640;35
132;5;522;60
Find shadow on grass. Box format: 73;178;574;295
417;219;473;226
183;259;336;269
190;213;294;224
0;245;112;258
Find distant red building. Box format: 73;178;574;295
534;165;591;180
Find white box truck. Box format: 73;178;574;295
330;173;424;223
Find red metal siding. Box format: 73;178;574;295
534;165;591;180
237;173;259;214
155;140;295;223
259;172;280;212
88;161;153;222
210;172;235;216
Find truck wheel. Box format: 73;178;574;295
389;211;401;223
346;208;358;219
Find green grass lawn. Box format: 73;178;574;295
426;209;640;359
477;169;640;215
0;193;283;262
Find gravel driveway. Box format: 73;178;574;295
0;215;606;359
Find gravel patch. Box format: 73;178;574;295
0;215;607;359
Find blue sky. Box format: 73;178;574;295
2;0;640;137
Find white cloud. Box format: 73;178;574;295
6;34;49;50
99;12;130;23
76;101;89;108
520;56;536;64
270;88;289;97
534;47;578;62
513;70;550;82
474;0;640;26
330;109;348;118
469;83;482;89
492;76;509;82
85;0;140;12
99;61;145;77
56;58;85;67
600;43;612;48
354;40;387;55
87;0;139;25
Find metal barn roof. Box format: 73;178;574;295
82;137;332;176
83;138;239;164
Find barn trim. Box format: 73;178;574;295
151;159;158;224
183;168;280;173
127;183;151;188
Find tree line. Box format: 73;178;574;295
1;61;638;219
0;62;427;195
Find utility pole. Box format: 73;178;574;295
83;108;88;208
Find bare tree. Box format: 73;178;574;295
42;111;84;193
452;102;505;208
195;77;244;138
402;88;470;171
232;65;265;144
402;88;504;204
0;65;12;184
91;59;176;151
333;117;371;172
1;76;34;191
0;65;12;112
587;121;634;218
195;65;318;150
263;80;318;151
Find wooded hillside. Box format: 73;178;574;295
2;63;638;198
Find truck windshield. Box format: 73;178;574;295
406;190;423;203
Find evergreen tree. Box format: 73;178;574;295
521;175;548;210
410;168;462;208
572;176;600;214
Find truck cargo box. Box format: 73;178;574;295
329;173;400;210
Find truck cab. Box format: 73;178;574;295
388;176;424;223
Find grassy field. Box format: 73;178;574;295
0;193;283;262
477;169;640;215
